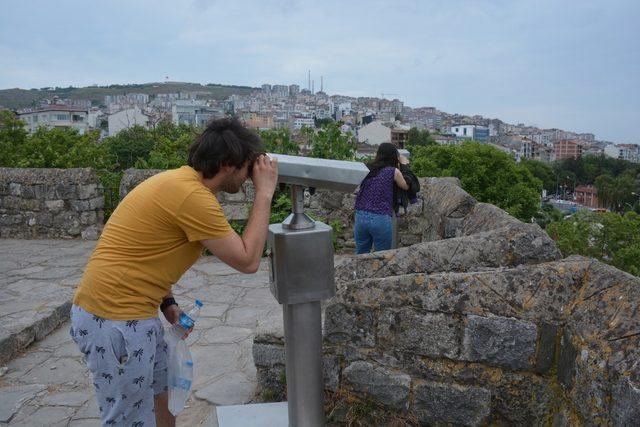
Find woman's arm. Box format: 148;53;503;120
394;168;409;190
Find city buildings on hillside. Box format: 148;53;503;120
450;124;489;142
604;143;640;163
171;100;224;127
10;81;630;156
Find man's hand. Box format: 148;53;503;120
161;304;192;340
161;304;181;325
251;154;278;198
399;154;410;165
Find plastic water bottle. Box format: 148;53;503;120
169;299;203;339
166;299;203;416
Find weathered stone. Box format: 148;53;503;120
253;342;286;367
343;361;410;409
335;223;561;283
324;303;375;347
413;381;491;426
377;309;460;359
77;183;98;200
220;189;246;203
557;330;578;389
611;377;640;426
323;354;340;391
535;322;558;374
0;168;103;239
195;372;255;405
222;203;249;221
0;384;47;422
462;315;537;370
9;182;22;196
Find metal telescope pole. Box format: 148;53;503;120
282;184;325;427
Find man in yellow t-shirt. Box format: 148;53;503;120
70;118;278;427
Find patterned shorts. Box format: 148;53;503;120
70;304;168;426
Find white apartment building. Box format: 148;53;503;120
108;106;150;136
292;116;314;130
172;101;224;127
604;144;640;163
17;105;89;134
357;121;391;146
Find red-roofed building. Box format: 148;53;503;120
17;104;89;134
554;139;583;160
575;185;599;208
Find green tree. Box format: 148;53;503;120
0;111;28;166
411;142;542;221
521;159;555;193
314;117;334;128
260;128;299;155
406;127;436;148
303;122;356;160
595;172;638;213
547;210;640;276
103;125;155;170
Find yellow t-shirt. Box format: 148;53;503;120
73;166;233;320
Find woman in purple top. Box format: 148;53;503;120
354;143;409;254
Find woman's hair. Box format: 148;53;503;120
365;143;399;178
188;117;264;179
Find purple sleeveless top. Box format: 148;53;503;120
355;166;395;216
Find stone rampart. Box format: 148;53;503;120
0;168;103;239
253;180;640;425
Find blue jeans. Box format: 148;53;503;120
354;210;393;254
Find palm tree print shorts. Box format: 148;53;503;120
70;304;168;426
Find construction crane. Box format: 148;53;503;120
381;93;399;99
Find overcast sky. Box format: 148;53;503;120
1;0;638;143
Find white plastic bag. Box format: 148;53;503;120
166;332;194;416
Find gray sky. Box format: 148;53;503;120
1;0;638;143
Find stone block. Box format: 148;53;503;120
535;323;558;374
55;183;77;199
222;203;249;221
81;226;100;240
9;183;21;196
19;198;41;211
0;214;22;226
45;200;65;212
377;309;460;359
79;211;97;225
221;189;246;203
77;183;98;199
413;381;491;426
611;377;640;426
343;361;410;409
253;342;286;367
557;329;577;389
324;303;375;347
35;212;53;227
89;196;104;210
462;315;537;370
444;217;464;238
323;354;340;391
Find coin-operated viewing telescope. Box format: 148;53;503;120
266;154;369;427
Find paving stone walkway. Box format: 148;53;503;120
0;239;284;426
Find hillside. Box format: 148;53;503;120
0;82;257;109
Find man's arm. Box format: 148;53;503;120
202;155;278;274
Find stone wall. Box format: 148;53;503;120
0;168;103;239
253;179;640;425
